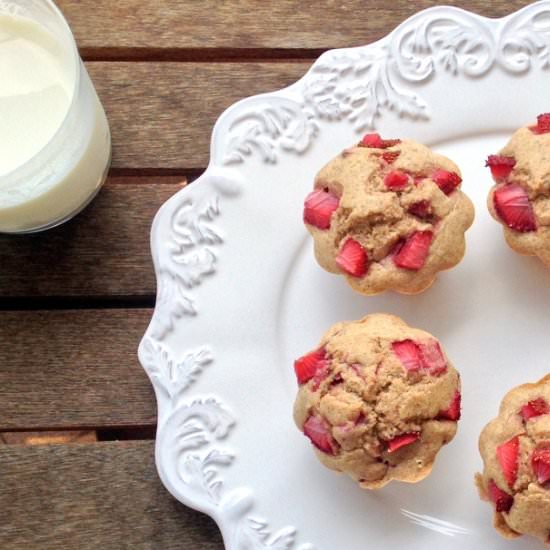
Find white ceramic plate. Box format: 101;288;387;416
139;4;550;549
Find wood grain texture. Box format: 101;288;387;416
0;309;156;430
0;441;223;549
89;62;307;169
0;179;182;298
59;0;532;53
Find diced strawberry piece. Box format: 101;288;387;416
540;113;550;132
485;155;516;180
294;348;327;385
303;189;339;230
531;113;550;134
532;445;550;485
303;415;337;455
418;340;448;376
392;340;423;373
386;432;420;453
497;436;520;488
437;391;461;421
432;169;462;195
520;398;550;421
336;238;369;277
359;133;401;149
360;133;384;148
384;170;409;191
493;184;537;232
393;339;447;377
389;238;405;257
488;479;514;513
312;362;331;391
393;231;433;270
408;200;432;220
382;151;400;164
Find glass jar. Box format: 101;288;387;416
0;0;111;233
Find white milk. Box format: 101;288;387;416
0;9;111;233
0;15;72;176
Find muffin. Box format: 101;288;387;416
476;374;550;545
303;133;474;295
486;113;550;265
293;314;461;489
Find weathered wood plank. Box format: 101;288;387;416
0;179;182;298
0;441;222;549
59;0;532;52
88;62;307;169
0;309;156;430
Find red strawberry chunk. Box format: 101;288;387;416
418;340;447;376
488;479;514;513
386;432;420;453
531;113;550;134
312;362;331;391
294;348;327;385
360;133;384;148
359;133;401;149
393;338;448;377
486;155;516;180
382;151;401;164
389;238;405;257
408;200;432;220
303;415;337;455
393;231;433;270
336;238;369;278
384;170;409;191
493;184;537;232
303;189;339;230
432;169;462;195
532;445;550;485
437;391;461;421
392;340;423;373
521;398;550;421
497;436;520;488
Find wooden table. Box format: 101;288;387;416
0;1;532;547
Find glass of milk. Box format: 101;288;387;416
0;0;111;233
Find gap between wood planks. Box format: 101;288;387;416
0;295;156;311
108;167;204;179
0;426;156;446
81;47;324;63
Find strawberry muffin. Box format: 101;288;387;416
293;314;461;489
487;113;550;265
476;375;550;545
303;133;474;295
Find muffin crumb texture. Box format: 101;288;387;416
476;374;550;545
303;134;474;295
293;314;461;489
